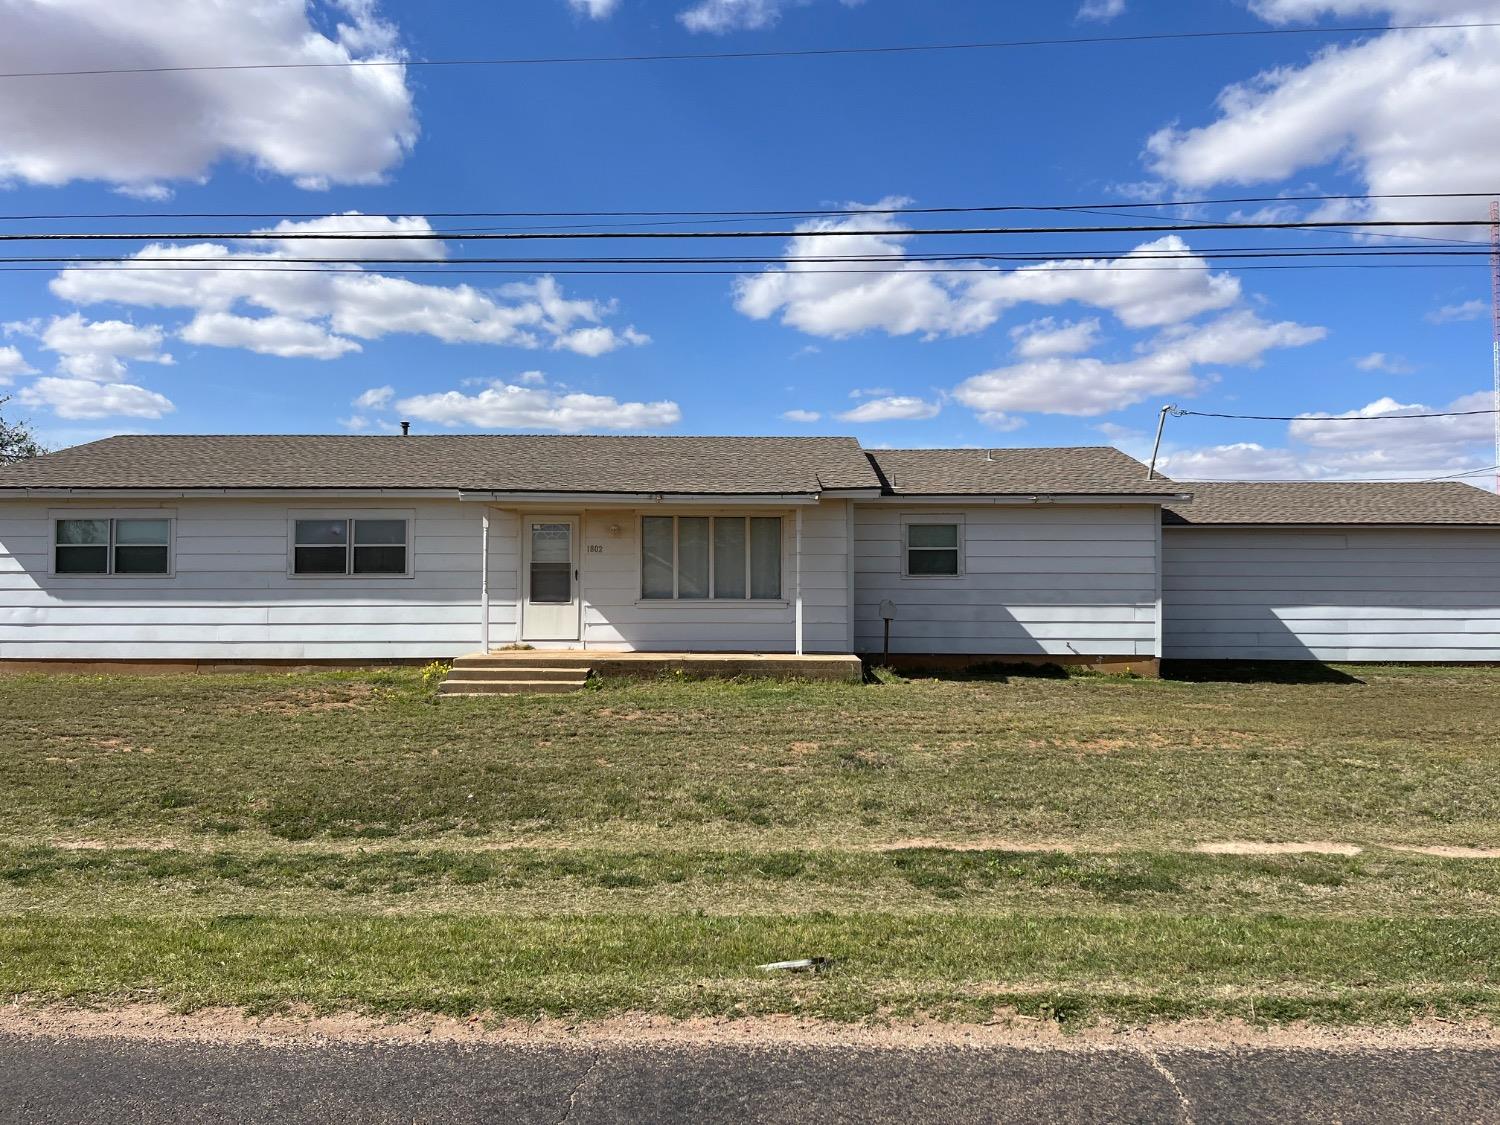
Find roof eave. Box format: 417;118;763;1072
458;490;824;506
1164;519;1500;529
0;487;466;499
863;492;1192;505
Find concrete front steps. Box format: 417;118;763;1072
438;656;592;697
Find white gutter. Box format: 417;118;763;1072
858;493;1193;506
458;491;824;506
1163;521;1500;530
0;487;464;500
818;487;885;499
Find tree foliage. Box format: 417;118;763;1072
0;395;45;464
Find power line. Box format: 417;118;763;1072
1176;465;1500;482
1425;463;1500;481
3;191;1500;223
1173;407;1499;422
7;248;1500;272
2;21;1495;80
13;245;1500;264
0;262;1486;277
5;218;1500;243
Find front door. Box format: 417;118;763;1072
522;516;580;642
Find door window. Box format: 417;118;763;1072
530;521;573;604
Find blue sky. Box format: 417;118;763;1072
1;0;1497;485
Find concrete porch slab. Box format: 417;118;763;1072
469;650;864;682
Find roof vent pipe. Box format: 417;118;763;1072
400;421;410;436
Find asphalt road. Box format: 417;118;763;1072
3;1034;1499;1123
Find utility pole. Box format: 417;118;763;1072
1490;200;1500;493
1147;404;1174;481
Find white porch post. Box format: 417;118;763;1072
794;507;804;656
479;509;490;653
579;507;588;651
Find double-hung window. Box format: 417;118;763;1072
55;517;171;575
293;517;409;576
641;515;782;600
903;518;963;577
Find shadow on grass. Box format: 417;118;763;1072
1163;660;1365;685
866;661;1074;684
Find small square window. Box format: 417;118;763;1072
904;521;961;577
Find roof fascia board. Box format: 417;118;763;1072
816;487;884;498
459;490;824;506
1163;521;1500;530
858;493;1192;506
0;487;464;500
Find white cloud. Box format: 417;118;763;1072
1158;442;1310;480
12;313;174;383
180;313;361;359
837;396;941;423
782;409;822;423
1354;351;1416;374
553;325;651;357
39;314;171;364
734;200;1240;339
1288;390;1494;450
396;380;681;432
678;0;863;33
0;1;417;194
340;414;371;431
1078;0;1126;20
848;386;894;398
354;385;395;409
0;346;37;382
252;213;446;261
1427;299;1486;324
952;310;1325;425
516;371;548;385
1146;12;1500;230
1160;387;1498;484
1009;317;1101;358
51;241;648;358
964;236;1242;330
569;0;621;16
19;376;173;420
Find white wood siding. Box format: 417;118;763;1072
852;504;1159;657
1162;527;1500;661
0;498;858;659
0;498;487;660
567;501;852;653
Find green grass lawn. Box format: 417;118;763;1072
3;663;1500;1027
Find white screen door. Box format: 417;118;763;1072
522;516;580;641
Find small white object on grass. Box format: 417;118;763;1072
758;958;830;973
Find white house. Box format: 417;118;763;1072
1;434;1498;672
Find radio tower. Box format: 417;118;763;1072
1492;200;1500;492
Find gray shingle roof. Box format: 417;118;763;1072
0;435;882;494
865;446;1175;496
1165;481;1500;526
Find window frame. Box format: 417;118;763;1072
286;509;415;579
49;509;175;579
901;514;965;579
638;513;785;604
